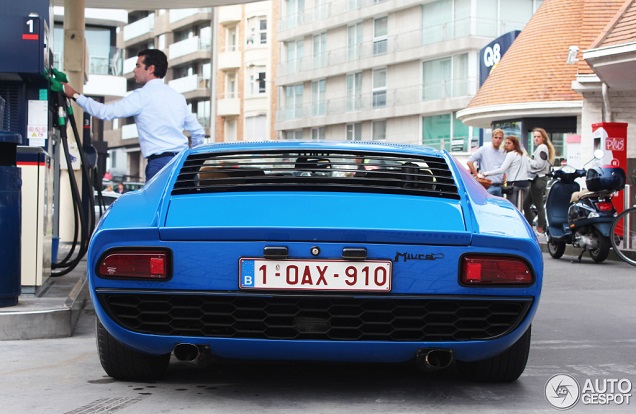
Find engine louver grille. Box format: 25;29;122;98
171;150;459;199
98;293;531;341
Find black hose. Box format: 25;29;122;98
51;94;95;277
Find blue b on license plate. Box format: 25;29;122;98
240;259;392;292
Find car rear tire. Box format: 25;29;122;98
456;326;531;383
96;319;170;381
547;238;566;259
588;230;610;263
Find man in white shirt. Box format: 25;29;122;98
467;129;506;196
63;49;205;181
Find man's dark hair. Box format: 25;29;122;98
138;49;168;78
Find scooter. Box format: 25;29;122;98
545;151;626;263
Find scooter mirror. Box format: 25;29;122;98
593;149;604;159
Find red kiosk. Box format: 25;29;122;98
592;122;628;214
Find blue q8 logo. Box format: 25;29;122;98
483;43;501;68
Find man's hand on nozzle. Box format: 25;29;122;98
62;83;77;99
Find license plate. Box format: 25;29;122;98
239;259;392;292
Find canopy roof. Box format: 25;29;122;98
53;0;254;8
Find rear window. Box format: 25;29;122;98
172;150;459;199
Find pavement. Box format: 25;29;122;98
0;236;633;341
0;245;89;341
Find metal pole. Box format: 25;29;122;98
624;184;632;250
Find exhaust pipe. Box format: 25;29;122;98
416;349;454;372
174;343;200;362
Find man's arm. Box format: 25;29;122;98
184;112;206;147
466;148;482;175
63;83;142;120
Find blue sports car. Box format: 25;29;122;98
89;141;542;382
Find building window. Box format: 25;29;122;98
248;67;267;95
227;26;238;52
346;72;362;112
285;84;304;120
422;53;468;100
373;120;386;140
347;23;363;61
245;115;267;141
313;32;327;68
285;39;305;74
284;0;305;29
224;118;237;142
247;16;267;45
311;127;326;140
373;17;388;55
283;129;303;140
346;123;362;141
372;68;387;108
312;79;326;116
196;100;210;128
422;112;473;152
259;19;267;44
348;0;361;11
315;0;328;19
226;73;237;98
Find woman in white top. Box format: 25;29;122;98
523;128;555;234
481;136;530;210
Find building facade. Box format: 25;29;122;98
275;0;543;160
458;0;635;178
215;1;279;142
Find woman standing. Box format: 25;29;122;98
480;136;530;210
523;128;555;234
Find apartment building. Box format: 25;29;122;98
215;2;279;142
275;0;543;159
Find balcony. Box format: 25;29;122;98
84;74;127;98
219;5;242;25
218;94;241;116
278;25;486;85
169;8;212;24
123;14;155;43
218;49;241;70
122;123;139;140
123;56;136;76
276;79;475;127
168;36;212;65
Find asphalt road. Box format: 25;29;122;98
1;253;635;414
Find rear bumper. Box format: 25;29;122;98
92;289;539;363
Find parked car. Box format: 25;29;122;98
88;141;543;382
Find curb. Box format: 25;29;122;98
0;274;88;341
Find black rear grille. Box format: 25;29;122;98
171;149;459;199
98;293;531;341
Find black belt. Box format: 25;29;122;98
490;183;502;187
147;152;178;161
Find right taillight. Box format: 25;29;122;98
97;249;171;280
460;255;533;285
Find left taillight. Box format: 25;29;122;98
594;201;614;212
460;255;533;286
97;249;171;280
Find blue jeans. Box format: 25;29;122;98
488;184;503;197
145;153;176;181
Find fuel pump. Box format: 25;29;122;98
0;1;55;295
0;0;97;297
